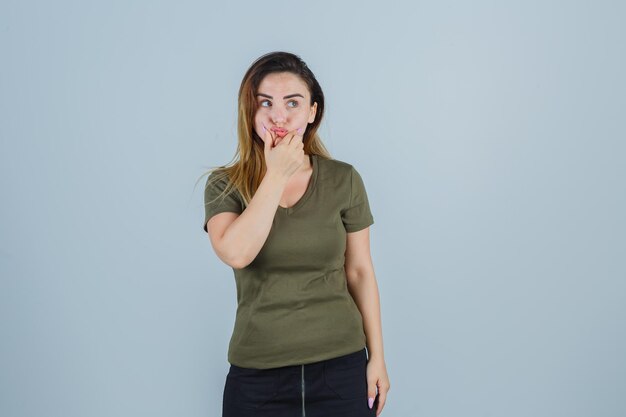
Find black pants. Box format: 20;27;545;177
222;347;376;417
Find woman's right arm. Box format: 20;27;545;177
206;170;289;269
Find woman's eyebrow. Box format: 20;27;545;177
256;93;304;99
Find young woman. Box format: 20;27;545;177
202;51;390;417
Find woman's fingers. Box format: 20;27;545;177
275;129;299;147
263;124;276;146
287;128;304;146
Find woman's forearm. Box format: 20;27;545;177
220;171;288;268
346;271;386;362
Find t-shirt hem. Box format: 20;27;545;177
228;341;368;369
344;219;374;233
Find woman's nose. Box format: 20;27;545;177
270;109;287;123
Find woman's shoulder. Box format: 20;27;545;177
316;154;355;175
205;167;232;185
204;168;237;196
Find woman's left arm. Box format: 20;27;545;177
344;226;390;416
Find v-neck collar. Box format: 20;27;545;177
277;154;318;215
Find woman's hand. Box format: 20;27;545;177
366;356;390;416
263;125;305;180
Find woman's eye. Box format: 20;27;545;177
259;100;298;108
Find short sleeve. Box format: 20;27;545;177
341;166;375;233
203;172;244;233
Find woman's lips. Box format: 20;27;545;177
271;127;288;137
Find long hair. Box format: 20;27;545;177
198;51;332;208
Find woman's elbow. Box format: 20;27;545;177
229;257;250;270
215;248;247;270
217;247;251;269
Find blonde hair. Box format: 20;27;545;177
197;51;332;208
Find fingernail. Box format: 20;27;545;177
368;397;374;409
263;126;266;133
297;127;302;134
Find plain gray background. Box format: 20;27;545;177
1;1;625;416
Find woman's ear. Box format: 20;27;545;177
309;102;317;123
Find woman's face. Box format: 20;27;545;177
254;72;317;146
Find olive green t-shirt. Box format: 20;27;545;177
202;154;374;369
